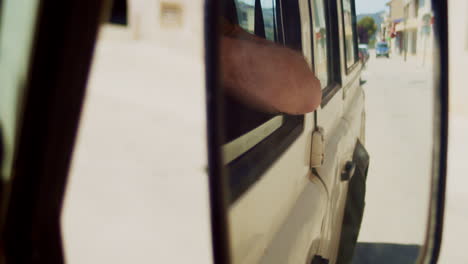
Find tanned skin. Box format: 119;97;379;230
220;19;322;115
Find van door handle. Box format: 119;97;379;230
341;161;356;182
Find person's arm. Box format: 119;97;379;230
220;22;322;115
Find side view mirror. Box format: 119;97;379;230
205;0;448;263
0;0;447;263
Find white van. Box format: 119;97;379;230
0;0;447;263
217;1;367;263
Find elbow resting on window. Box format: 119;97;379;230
220;35;322;115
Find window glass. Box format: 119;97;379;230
235;0;255;34
234;0;277;41
221;0;307;202
342;0;357;69
413;1;418;17
224;0;282;144
311;0;329;88
377;42;388;48
109;0;127;25
261;0;277;41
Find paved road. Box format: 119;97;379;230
357;52;434;246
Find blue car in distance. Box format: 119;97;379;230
376;42;390;58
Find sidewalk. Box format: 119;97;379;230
359;51;433;246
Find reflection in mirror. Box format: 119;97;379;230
220;0;436;263
56;0;441;262
351;0;434;263
62;1;212;263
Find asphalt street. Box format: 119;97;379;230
357;52;434;246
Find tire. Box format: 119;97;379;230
335;141;370;264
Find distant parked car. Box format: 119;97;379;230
376;42;390;58
359;44;370;64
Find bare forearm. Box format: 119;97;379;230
221;36;322;114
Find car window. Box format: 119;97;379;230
221;0;305;203
261;0;277;41
377;43;388;48
235;0;255;34
342;0;358;70
310;0;342;106
311;0;329;88
224;0;283;144
234;0;278;41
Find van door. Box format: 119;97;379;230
309;0;368;262
221;1;328;263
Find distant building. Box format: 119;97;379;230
384;0;433;63
125;0;204;55
379;0;405;55
236;2;255;34
378;11;389;42
414;0;434;64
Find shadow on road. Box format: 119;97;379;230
352;243;421;264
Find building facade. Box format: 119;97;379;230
388;0;434;64
381;0;405;55
383;0;434;62
125;0;204;56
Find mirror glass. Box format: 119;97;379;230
351;0;434;262
219;0;435;263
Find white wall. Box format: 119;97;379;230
127;0;204;57
438;0;468;263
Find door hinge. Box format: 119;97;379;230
310;127;325;169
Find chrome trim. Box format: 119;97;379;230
223;115;284;164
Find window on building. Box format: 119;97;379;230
342;0;358;71
414;0;419;17
109;0;127;25
419;0;425;8
311;0;329;88
235;0;255;34
240;11;248;23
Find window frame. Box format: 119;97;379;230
0;0;104;262
309;0;330;89
340;0;360;74
309;0;342;106
224;0;304;204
